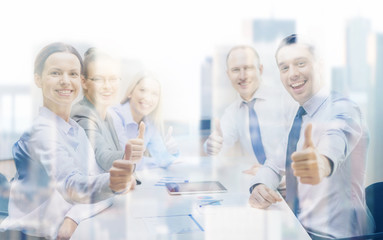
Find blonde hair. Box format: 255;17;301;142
122;71;164;135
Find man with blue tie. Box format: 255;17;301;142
248;34;375;238
205;45;295;174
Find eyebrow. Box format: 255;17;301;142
277;57;308;67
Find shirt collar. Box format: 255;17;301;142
39;106;79;137
302;87;330;117
120;101;148;126
238;83;268;108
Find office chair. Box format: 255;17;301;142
310;182;383;240
0;173;10;217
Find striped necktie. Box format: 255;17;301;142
245;99;266;164
285;106;306;215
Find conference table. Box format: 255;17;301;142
72;157;311;240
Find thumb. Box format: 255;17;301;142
303;123;314;148
137;121;146;139
165;126;173;141
215;119;223;137
124;143;132;160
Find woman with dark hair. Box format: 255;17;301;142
0;43;135;239
71;48;145;172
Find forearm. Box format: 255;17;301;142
95;149;124;171
65;198;113;224
63;172;115;204
250;164;282;192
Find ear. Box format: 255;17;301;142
226;68;230;78
34;74;42;88
81;75;88;90
259;64;264;75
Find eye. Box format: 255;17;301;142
110;77;119;83
298;61;306;67
280;66;288;73
90;77;103;82
245;66;254;71
50;71;61;76
70;72;79;77
231;68;240;73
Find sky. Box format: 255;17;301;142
0;0;382;123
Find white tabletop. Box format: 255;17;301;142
72;157;311;240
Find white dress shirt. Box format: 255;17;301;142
0;107;114;239
251;88;375;238
208;83;297;166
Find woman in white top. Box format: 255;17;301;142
0;43;135;240
110;71;179;169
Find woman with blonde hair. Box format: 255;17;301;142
110;71;179;169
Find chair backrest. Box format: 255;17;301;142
0;173;10;216
12;140;49;187
366;182;383;233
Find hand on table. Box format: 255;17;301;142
57;217;78;240
206;119;223;156
164;126;179;155
125;121;145;163
291;123;332;185
249;184;282;209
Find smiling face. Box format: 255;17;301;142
82;58;120;111
128;77;160;123
276;43;322;105
35;52;81;119
226;48;263;101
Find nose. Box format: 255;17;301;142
239;68;246;80
288;66;299;80
60;73;70;85
103;79;112;89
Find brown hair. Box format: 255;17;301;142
34;42;83;76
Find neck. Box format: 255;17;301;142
44;103;71;122
129;105;143;124
85;95;108;120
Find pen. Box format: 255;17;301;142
199;199;223;207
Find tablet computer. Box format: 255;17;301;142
166;181;227;195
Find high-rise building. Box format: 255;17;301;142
252;19;296;87
346;18;371;91
331;67;348;95
252;20;296;43
200;57;213;137
371;33;383;183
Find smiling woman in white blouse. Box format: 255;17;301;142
0;43;135;240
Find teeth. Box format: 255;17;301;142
140;102;150;108
239;82;248;86
58;90;71;94
291;81;305;88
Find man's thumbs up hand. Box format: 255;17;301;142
291;123;332;185
206;119;224;156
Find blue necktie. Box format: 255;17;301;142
245;99;266;164
285;106;306;216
